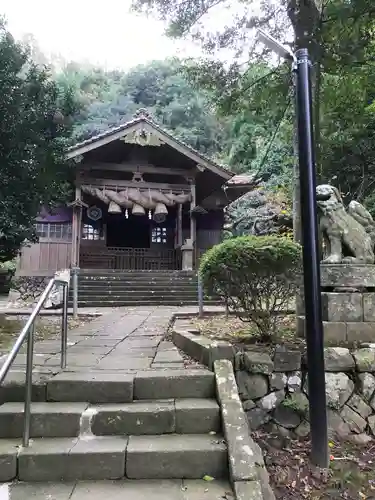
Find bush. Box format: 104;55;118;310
199;236;301;340
0;259;17;275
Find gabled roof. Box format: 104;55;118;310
67;109;233;180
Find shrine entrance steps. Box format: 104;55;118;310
69;270;219;308
0;308;230;488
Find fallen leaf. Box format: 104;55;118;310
203;475;215;482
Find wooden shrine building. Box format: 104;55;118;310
17;110;252;275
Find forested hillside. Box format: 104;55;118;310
54;59;231;159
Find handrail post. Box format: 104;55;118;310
72;267;79;320
198;274;204;318
61;283;68;369
23;323;34;447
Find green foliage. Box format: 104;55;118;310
0;260;17;274
199;236;301;339
54;58;230;157
131;0;375;220
0;21;77;262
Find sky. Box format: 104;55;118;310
1;0;204;69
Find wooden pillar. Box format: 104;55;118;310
71;209;78;268
70;186;83;268
177;203;183;247
190;180;197;268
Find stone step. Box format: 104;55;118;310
78;273;197;279
126;434;227;480
2;434;228;481
6;478;234;498
71;297;202;304
78;270;196;276
74;288;199;293
46;370;215;403
70;290;200;298
76;279;198;286
70;294;202;301
0;399;220;438
0;402;88;438
73;283;199;289
70;300;215;307
92;399;221;436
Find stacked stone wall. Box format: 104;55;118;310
235;346;375;442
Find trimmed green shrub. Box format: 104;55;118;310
199;236;301;340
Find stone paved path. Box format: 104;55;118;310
1;306;208;387
0;479;233;499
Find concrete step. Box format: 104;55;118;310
46;370;215;403
2;434;227;481
0;399;220;438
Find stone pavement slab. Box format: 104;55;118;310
97;357;153;370
47;372;134;403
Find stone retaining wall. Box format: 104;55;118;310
235;346;375;443
9;276;51;305
172;318;375;443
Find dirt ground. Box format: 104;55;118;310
0;315;92;355
256;431;375;499
193;314;304;351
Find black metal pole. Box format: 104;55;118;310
294;48;329;468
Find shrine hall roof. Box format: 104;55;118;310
67;109;234;179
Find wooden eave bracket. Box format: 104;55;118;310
68;199;88;209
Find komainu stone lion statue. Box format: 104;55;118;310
316;184;375;264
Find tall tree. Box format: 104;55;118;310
130;0;375;205
0;20;77;262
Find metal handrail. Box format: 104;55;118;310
0;278;69;447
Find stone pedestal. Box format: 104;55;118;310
181;239;194;271
298;265;375;344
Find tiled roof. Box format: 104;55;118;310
68;109;234;178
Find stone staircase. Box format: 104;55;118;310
0;370;228;482
69;270;219;307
